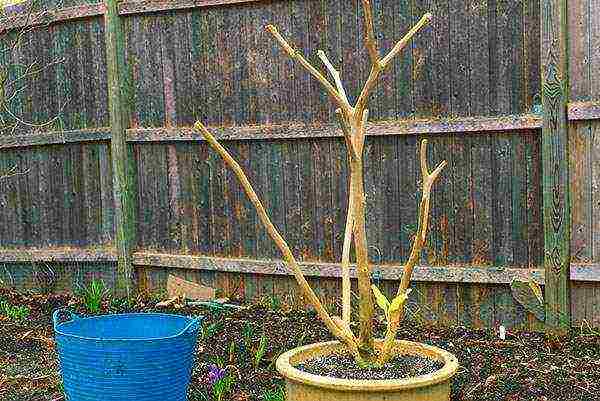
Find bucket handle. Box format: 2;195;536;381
53;308;80;329
177;316;203;337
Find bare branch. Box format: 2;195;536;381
265;25;351;115
378;139;446;363
381;13;432;68
335;108;358;162
340;179;354;324
361;0;380;66
356;108;369;155
355;14;431;115
317;50;351;111
194;120;361;357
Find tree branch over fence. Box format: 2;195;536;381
1;0;65;137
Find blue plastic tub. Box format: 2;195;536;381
53;309;202;401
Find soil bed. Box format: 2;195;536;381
1;288;600;401
295;352;443;380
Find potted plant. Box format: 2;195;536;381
194;1;458;400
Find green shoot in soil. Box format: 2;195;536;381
0;300;30;321
212;373;235;401
263;387;285;401
254;334;268;368
80;279;108;313
201;321;223;341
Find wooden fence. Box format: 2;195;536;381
1;0;599;331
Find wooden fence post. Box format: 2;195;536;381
540;0;571;332
105;0;136;297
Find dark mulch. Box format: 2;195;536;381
1;287;600;401
296;352;443;380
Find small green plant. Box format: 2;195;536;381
242;322;254;344
253;334;268;369
207;365;235;401
263;387;285;401
212;375;235;401
56;380;65;396
81;279;108;313
0;300;30;321
208;355;226;368
228;341;236;364
201;321;223;341
265;294;282;310
295;330;308;347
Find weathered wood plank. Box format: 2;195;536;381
381;136;401;263
524;0;541;111
412;0;433;117
131;251;548;284
0;112;558;151
5;247;600;283
567;0;591;102
469;0;490;116
98;143;114;244
590;0;600;99
449;0;470;116
525;132;544;268
570;122;592;263
0;4;105;34
313;139;334;260
392;0;413;118
125;114;543;141
541;0;571;332
376;0;398;120
118;0;262;16
105;0;136;296
398;135;418;262
511;134;529;266
452;135;472;263
592;121;600;262
471;135;493;265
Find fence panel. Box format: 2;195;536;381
1;0;599;330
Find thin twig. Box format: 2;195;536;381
265;25;351;116
317;50;351;112
381;13;432;68
361;0;380;66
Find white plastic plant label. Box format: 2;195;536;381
499;325;506;340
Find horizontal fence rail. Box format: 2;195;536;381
1;247;600;284
1;102;599;150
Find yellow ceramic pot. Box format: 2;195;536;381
276;340;458;401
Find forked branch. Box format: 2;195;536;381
265;25;352;118
377;139;446;363
355;12;432;115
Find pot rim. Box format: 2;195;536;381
276;339;459;392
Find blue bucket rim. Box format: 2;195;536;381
53;310;202;342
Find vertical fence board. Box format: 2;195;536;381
471;135;493;264
541;0;571;331
590;0;600;99
106;0;135;295
592;122;600;262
